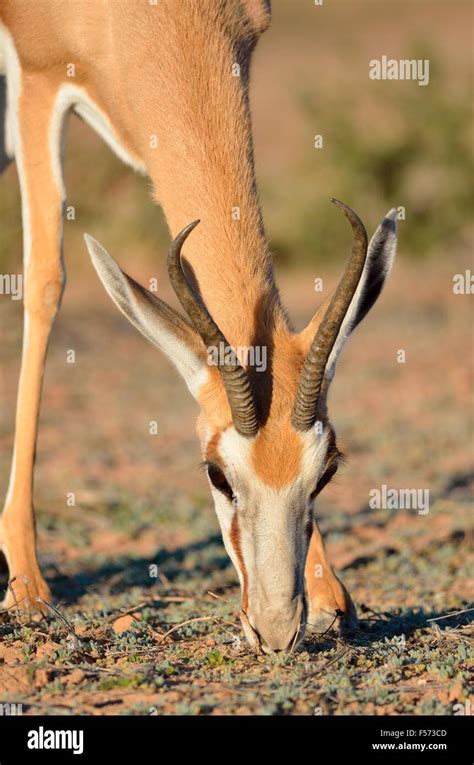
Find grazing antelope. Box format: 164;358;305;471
0;1;397;653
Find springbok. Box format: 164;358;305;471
0;1;397;652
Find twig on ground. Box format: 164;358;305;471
157;615;221;643
427;607;474;622
207;590;228;602
106;602;150;622
36;597;81;652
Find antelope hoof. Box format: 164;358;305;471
307;582;358;635
1;574;51;620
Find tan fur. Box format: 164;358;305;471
0;74;65;610
305;522;357;630
251;423;302;488
199;310;309;487
0;0;355;629
1;1;282;344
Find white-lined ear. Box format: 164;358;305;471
84;234;209;399
324;208;397;381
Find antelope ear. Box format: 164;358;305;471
299;209;397;382
84;234;209;399
241;0;272;35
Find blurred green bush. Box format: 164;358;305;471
267;50;473;265
0;45;471;274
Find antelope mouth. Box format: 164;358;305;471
239;609;262;653
239;605;307;654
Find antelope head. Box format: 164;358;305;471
85;200;397;653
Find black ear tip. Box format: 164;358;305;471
382;217;397;235
383;208;397;233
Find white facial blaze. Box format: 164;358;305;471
204;424;331;607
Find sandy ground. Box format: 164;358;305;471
0;258;472;715
0;0;471;718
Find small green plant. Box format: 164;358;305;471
202;648;227;668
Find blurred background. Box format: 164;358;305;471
0;0;472;715
1;2;472;272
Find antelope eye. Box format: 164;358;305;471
310;460;339;500
207;464;234;502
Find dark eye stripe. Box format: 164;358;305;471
230;514;248;611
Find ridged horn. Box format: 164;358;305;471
292;199;368;431
167;220;259;438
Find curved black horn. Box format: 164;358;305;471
168;221;259;438
292;199;368;431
